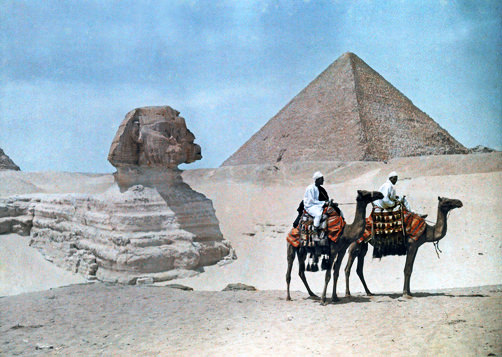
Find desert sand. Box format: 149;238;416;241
0;152;501;355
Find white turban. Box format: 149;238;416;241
313;171;323;180
388;171;398;178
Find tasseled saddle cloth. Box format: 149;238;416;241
357;209;426;244
287;205;345;247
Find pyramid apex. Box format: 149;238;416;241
341;51;358;59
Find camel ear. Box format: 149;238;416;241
357;190;362;196
438;196;442;201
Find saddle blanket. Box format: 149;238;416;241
286;227;301;247
357;210;426;244
286;206;345;247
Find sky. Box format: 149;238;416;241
1;0;501;173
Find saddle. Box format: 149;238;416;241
287;203;345;248
357;204;426;258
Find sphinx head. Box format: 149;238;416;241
108;106;202;169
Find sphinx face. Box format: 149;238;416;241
135;118;201;168
108;106;203;169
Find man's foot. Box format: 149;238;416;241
312;228;322;242
419;214;428;219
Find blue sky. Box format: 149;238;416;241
1;0;500;172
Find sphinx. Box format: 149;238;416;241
0;106;234;284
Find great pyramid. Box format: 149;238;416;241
221;52;467;166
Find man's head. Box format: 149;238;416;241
313;171;324;186
108;106;202;168
388;171;398;185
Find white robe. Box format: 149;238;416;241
303;184;325;227
374;179;411;211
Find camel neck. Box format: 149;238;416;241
432;205;449;242
351;200;367;227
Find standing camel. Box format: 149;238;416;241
319;190;383;304
286;190;382;301
344;196;463;298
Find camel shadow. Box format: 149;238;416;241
371;292;488;299
312;295;373;305
302;291;488;305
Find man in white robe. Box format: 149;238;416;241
374;171;427;218
303;171;329;229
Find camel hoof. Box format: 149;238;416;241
321;301;329;306
367;292;374;296
345;293;351;298
402;293;413;299
286;296;292;301
307;295;320;300
331;297;340;303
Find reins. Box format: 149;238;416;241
429;210;452;259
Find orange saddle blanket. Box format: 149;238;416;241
357;210;426;244
286;207;346;247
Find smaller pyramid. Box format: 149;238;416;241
222;52;467;166
0;148;20;170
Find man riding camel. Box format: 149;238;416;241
374;171;427;218
303;171;330;239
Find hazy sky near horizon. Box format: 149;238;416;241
1;0;501;172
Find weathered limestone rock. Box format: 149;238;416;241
0;106;234;284
108;106;201;169
222;283;257;291
0;148;20;171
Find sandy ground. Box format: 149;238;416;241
0;284;500;356
0;152;501;355
0;234;85;297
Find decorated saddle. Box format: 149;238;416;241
286;204;345;247
357;206;426;258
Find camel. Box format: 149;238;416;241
286;190;383;301
320;190;384;304
344;196;463;298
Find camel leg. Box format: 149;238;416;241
403;243;419;298
321;253;334;304
331;249;346;303
356;243;373;296
298;248;318;298
286;244;296;301
344;243;358;297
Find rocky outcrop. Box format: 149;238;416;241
222;52;468;166
0;148;20;171
0;106;234;284
469;145;497;154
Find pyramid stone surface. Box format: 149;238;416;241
222;52;467;166
0;148;20;171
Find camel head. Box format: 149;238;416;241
438;196;463;211
357;190;384;203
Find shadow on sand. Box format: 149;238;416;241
296;291;489;305
373;292;488;299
